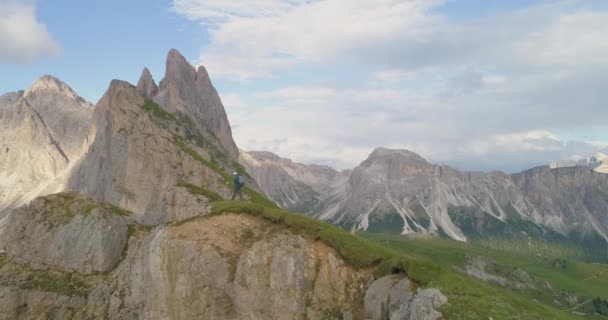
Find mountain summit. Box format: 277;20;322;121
151;49;239;160
0;75;93;213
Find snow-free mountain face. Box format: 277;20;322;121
239;150;349;214
67;49;246;225
242;147;608;250
0;76;93;213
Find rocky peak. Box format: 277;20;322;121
163;48;197;85
136;67;158;97
153;49;240;160
24;75;90;107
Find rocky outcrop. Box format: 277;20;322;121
364;275;447;320
153;49;239;161
67;80;231;224
0;193;447;320
0;77;92;214
0;193;128;274
90;213;372;319
136;67;158;96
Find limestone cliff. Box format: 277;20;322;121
0;194;446;320
67;80;232;225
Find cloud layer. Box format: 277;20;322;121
173;0;608;172
0;0;60;63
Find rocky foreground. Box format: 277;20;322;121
0;193;446;320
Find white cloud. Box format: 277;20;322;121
174;0;608;172
174;0;445;79
0;0;60;63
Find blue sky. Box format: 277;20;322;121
2;0;608;172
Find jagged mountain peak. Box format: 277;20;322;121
136;67;158;97
163;48;196;83
154;49;240;160
24;74;93;108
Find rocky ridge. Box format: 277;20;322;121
241;148;608;246
0;194;445;320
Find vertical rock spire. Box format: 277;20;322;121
136;67;158;97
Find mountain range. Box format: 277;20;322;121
0;49;457;319
1;48;607;318
240;148;608;258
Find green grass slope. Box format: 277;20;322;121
365;233;608;319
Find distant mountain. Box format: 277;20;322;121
239;151;349;214
241;148;608;252
0;76;93;213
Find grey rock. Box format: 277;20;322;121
392;288;447;320
388;278;412;316
67;80;230;224
136;67;158;96
0;193;128;274
0;76;92;213
364;275;401;320
239;150;349;214
154;49;239;161
364;275;446;320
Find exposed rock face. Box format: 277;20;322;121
0;77;92;213
1;195;441;320
0;193;128;274
245;148;608;245
136;67;158;96
153;49;239;161
239;150;349;214
511;166;608;240
23;75;94;159
67;80;231;224
100;214;372;320
364;275;447;320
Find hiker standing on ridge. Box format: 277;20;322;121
231;172;245;200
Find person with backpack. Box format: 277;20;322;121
231;172;245;200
